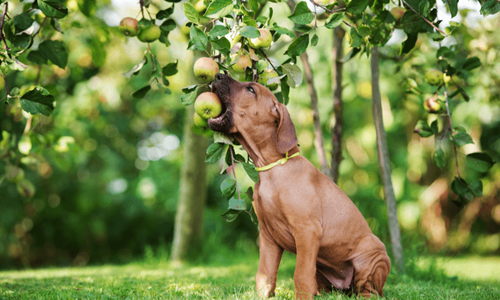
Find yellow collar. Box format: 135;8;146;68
254;152;300;172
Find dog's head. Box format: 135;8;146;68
208;74;297;154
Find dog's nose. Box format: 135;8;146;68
215;73;225;81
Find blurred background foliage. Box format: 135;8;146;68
0;0;499;269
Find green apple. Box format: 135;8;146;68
193;112;209;128
248;28;273;49
192;0;206;13
230;35;242;48
258;69;279;90
425;69;444;86
193;57;219;83
194;92;223;119
230;53;252;73
137;24;161;43
423;95;444;114
6;165;24;183
16;179;36;198
119;17;139;37
390;7;406;23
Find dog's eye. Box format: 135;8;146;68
246;86;256;94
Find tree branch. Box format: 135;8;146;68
401;0;448;37
330;27;345;183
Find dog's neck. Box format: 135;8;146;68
233;131;299;169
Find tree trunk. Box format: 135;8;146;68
171;53;209;262
330;27;345;184
370;46;406;274
300;52;331;178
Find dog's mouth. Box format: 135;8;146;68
208;74;234;133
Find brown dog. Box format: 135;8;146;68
209;74;390;299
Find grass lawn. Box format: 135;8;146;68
1;253;499;299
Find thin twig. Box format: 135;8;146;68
1;3;10;50
258;48;278;73
2;73;10;96
401;0;448;36
307;0;346;14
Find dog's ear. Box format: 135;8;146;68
276;103;298;154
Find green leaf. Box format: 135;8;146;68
357;25;370;37
282;63;303;88
162;60;178;76
220;177;237;198
401;33;418;55
38;0;68;19
451;177;473;202
180;85;199;106
414;120;434;137
451;131;474;147
469;180;483;197
132;85;151;99
209;25;229;37
325;12;344;29
245;186;254;201
27;50;48;65
349;27;362;48
242;162;259;183
77;0;97;17
38;40;68;69
214;132;233;145
183;2;200;24
401;11;422;34
285;34;309;57
270;23;295;38
13;12;34;33
228;197;247;210
463;57;481;71
240;26;261;38
346;0;369;14
157;6;174;19
480;0;500;16
160;19;176;32
288;1;314;25
205;0;234;18
281;79;290;105
293;24;312;33
433;147;446;169
190;25;208;51
20;87;55;116
466;152;494;173
443;0;458;17
205;142;225;163
210;37;231;56
221;209;241;222
311;34;318;47
123;55;148;78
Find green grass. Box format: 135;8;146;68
1;253;499;299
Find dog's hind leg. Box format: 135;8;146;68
350;235;391;298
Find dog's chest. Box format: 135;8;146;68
254;184;297;252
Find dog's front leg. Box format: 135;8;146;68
256;233;284;298
293;223;322;300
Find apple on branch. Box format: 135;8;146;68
193;57;219;83
137;23;161;43
119;17;139;37
248;28;273;49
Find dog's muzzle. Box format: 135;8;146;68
208;74;234;133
